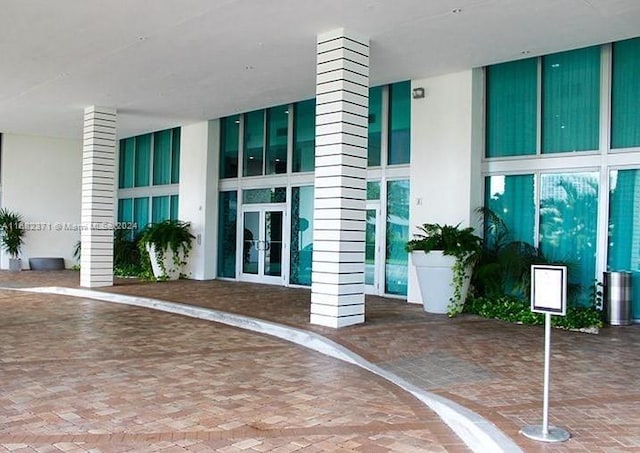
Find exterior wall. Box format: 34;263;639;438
178;120;219;280
1;133;82;269
407;70;483;304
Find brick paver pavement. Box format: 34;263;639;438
2;271;640;452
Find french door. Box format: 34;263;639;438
240;206;286;284
365;202;384;295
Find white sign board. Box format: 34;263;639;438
531;265;567;316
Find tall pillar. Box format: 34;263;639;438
80;106;116;287
310;29;369;328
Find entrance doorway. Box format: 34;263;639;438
240;206;286;284
365;202;384;295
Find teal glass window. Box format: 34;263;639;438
542;47;600;153
171;128;180;184
611;38;640;149
118;198;134;240
290;186;314;285
266;105;288;174
153;130;172;185
119;138;135;189
366;181;380;200
220;115;239;178
540;172;598;305
484;174;536;246
486;58;538;157
242;187;286;204
244;110;265;177
293;99;315;172
608;169;640;319
134;134;151;187
170;195;179;220
218;191;237;278
368;86;383;166
151;196;171;223
386;180;409;295
133;197;149;236
388;81;411;165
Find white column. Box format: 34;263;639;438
80;106;116;287
178;120;219;280
310;29;369;328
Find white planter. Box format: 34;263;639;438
146;245;181;280
8;258;22;272
411;250;471;314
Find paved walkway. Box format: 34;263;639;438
1;271;640;452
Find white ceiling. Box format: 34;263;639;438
1;0;639;139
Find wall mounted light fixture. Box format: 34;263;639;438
412;87;425;99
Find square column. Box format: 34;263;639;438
80;106;116;287
310;29;369;328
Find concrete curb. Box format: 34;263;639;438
10;286;523;453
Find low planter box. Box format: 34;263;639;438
29;257;65;270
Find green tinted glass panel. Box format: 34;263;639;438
365;209;376;285
266;105;288;175
542;47;600;153
388;81;411;165
484;174;536;246
170;195;179;221
244;110;264;176
293;99;315;172
171;128;181;183
540;172;598;305
134;134;151;187
151;196;170;223
220;116;239;178
218;191;237;278
153;130;171;185
367;181;380;200
119;138;135;188
608;169;640;319
486;58;538;157
368;86;383;166
133;197;149;236
611;38;640;149
117;198;133;223
290;186;314;285
242;187;286;204
386;180;409;295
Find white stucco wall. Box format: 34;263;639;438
1;133;82;269
407;69;484;304
178;121;219;280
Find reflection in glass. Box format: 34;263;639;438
242;187;286;204
291;186;314;285
151;196;170;223
244;110;264;176
365;209;377;285
153;130;172;185
540;172;598;304
119;138;135;188
217;191;237;278
264;211;283;276
293;99;315;172
243;211;259;274
542;47;600;153
266;105;288;175
386;180;409;295
608;169;640;319
484;174;536;246
611;37;640;149
388;81;411;165
220;115;239;178
367;181;380;200
135;134;151;187
368;86;382;167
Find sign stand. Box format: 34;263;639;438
520;265;571;443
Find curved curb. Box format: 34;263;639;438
8;286;522;453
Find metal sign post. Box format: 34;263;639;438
520;265;571;443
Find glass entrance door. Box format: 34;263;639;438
241;207;285;284
365;203;383;294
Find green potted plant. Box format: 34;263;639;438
406;222;482;315
0;208;26;272
138;219;194;281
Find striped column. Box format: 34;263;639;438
80;106;116;288
310;29;369;328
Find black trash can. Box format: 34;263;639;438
603;271;632;326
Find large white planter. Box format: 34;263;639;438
411;250;471;314
146;245;181;280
